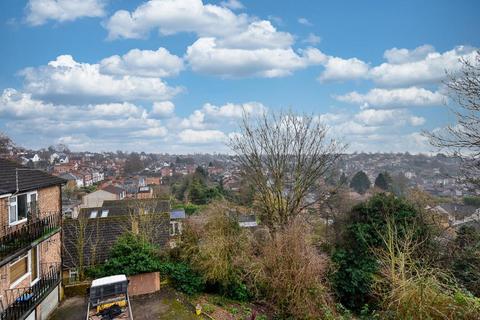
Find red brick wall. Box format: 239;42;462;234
38;185;61;217
0;234;60;308
0;185;61;236
128;272;160;296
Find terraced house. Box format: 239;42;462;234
0;159;64;320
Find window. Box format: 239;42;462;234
9;254;28;286
101;210;109;218
69;269;79;282
90;211;98;219
8;191;37;225
170;221;177;236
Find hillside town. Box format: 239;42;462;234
0;128;479;319
1;0;480;319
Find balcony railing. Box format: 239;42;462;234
0;213;61;262
0;263;61;320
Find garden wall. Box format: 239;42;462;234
128;272;161;296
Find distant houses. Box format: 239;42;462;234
80;185;126;209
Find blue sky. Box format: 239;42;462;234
0;0;479;153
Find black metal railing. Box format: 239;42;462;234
0;213;61;261
1;263;61;320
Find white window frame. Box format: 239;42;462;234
8;191;37;226
69;269;79;281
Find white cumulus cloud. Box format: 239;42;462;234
319;56;370;82
25;0;105;26
178;129;227;144
105;0;250;40
186;38;325;78
370;45;478;86
20;55;181;104
336;87;445;108
354;109;426;127
151;101;175;117
99;48;184;78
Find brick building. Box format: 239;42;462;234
0;158;64;320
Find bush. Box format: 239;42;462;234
372;217;480;319
88;233;161;277
463;196;480;206
181;201;252;301
159;262;205;295
331;193;434;312
247;219;337;319
450;226;480;296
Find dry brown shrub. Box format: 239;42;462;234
373;217;480;320
245;218;337;319
179;201;250;288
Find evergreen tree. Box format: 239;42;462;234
374;172;392;191
350;171;371;194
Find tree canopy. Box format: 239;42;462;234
350;171;371;194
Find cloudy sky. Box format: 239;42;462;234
0;0;479;153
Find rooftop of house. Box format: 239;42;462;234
102;184;126;195
79;199;170;219
58;172;79;181
170;209;186;220
0;158;65;194
438;203;479;219
63;213;170;269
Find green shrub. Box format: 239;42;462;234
463;196;480;206
451;226;480;296
159;262;205;295
331;193;434;312
88;233;161;277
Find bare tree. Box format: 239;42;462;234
126;199;167;245
426;51;480;186
229;110;344;231
62;215;99;281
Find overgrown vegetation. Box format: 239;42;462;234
331;193;435;311
171;166;223;205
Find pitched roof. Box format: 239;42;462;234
0;158;65;194
79;199;170;219
62;214;170;268
58;172;78;181
102;185;125;195
438;203;479;219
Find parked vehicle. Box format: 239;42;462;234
86;274;133;320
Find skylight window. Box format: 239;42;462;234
101;210;109;218
90;211;98;219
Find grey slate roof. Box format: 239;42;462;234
102;185;125;195
0;158;65;194
62;213;170;269
78;199;170;219
438;203;479;219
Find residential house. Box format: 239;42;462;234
160;166;173;177
80;185;126;209
102;185;126;200
136;186;153;199
62;199;170;280
0;158;64;320
58;172;84;189
145;177;161;186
